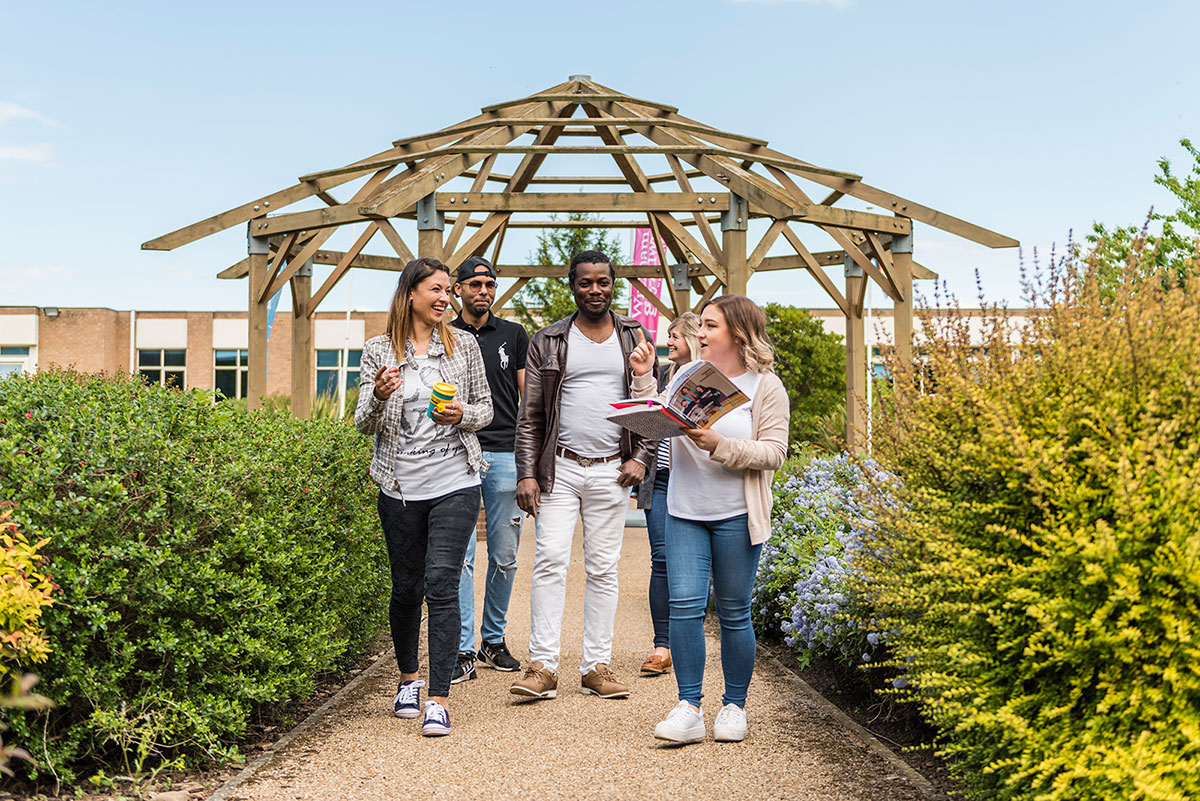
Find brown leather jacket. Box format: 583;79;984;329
515;310;658;494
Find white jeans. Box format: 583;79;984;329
528;456;631;674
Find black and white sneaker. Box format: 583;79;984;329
450;651;477;684
393;679;425;718
421;700;451;736
478;639;521;672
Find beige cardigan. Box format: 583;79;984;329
630;368;789;545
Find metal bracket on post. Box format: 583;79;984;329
844;253;863;278
297;258;313;278
416;193;445;231
247;220;270;255
891;231;914;255
720;193;748;231
672;263;690;291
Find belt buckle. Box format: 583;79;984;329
577;455;596;468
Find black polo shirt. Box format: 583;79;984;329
452;312;529;452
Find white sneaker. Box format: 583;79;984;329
654;701;706;743
421;700;450;736
713;703;748;742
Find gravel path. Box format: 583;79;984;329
225;513;932;801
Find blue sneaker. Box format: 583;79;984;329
421;700;450;737
393;679;425;718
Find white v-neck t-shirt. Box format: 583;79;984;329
556;324;626;458
667;369;761;521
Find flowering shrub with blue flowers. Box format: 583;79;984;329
755;453;891;670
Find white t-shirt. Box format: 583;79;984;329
556;324;626;457
667;369;761;521
382;355;480;502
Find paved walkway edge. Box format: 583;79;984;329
757;644;949;801
206;651;397;801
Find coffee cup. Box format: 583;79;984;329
428;382;458;419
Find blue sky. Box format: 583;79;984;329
2;0;1197;313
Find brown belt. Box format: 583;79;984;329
555;446;621;468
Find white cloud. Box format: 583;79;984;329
0;101;61;129
0;143;54;165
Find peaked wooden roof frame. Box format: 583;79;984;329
144;77;1018;447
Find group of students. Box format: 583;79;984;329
355;249;788;742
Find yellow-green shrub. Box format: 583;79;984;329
0;507;53;679
865;249;1200;800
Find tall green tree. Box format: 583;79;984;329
511;213;626;332
1088;137;1200;292
762;303;845;447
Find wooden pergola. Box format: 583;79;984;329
144;76;1017;449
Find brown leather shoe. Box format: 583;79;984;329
581;664;631;698
640;653;672;675
509;661;558;699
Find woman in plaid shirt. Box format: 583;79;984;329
355;257;492;737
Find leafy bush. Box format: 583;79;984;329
865;248;1200;800
755;453;888;670
0;370;387;784
762;304;845;447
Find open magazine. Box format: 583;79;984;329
607;360;749;439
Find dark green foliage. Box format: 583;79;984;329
511;213;627;332
762;303;845;447
0;370;387;782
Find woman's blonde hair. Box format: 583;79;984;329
386;258;456;360
703;295;774;373
666;312;702;379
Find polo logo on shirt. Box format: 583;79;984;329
498;342;510;369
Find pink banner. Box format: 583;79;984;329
629;228;663;337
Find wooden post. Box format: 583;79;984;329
891;230;914;371
844;255;866;451
247;222;270;410
417;192;445;262
290;259;314;419
721;193;748;296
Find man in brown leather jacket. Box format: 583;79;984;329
510;250;657;701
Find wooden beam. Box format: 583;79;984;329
630;278;676;322
667;154;722;261
692;275;723;312
845;273;867;451
865;231;904;303
481;93;678;114
443;153;497;255
491;263;703;279
778;226;850;316
652;213;727;284
748;220;786;271
359;101;571;219
308;223;380;315
447;214;507;269
376;218;416;264
392;116;770;148
290;269;313;419
912;260;937;280
494;277;529;310
251;166;394;236
434;192;729;213
247;249;269;410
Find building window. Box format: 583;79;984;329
214;349;249;400
315;349;362;397
139;349;186;389
0;346;30;379
0;346;30;357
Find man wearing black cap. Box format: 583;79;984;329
449;255;530;683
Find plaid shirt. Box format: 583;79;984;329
354;327;493;498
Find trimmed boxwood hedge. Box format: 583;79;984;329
0;369;387;782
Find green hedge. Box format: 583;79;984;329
866;254;1200;800
0;370;387;783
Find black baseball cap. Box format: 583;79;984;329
456;256;497;282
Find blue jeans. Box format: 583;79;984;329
665;513;762;708
645;470;670;649
458;451;522;652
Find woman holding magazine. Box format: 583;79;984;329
355;257;492;738
636;312;702;677
627;296;788;744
